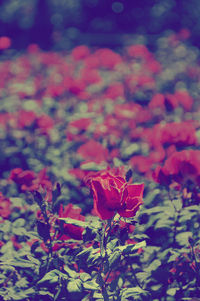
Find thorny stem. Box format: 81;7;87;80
42;210;53;257
35;195;54;271
191;244;200;293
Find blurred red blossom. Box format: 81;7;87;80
143;121;198;149
126;44;152;60
36;114;55;135
68;118;92;131
77;140;109;164
94;48;122;69
104;82;125;100
153;150;200;188
17;110;37;128
149;90;193;112
71;45;90;61
9;168;53;202
0;36;11;50
0;192;11;219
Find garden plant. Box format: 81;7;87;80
0;30;200;300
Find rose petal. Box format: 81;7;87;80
91;180;116;220
118;198;143;218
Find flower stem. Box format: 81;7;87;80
98;220;113;301
191;244;200;293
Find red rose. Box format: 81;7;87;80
87;169;144;220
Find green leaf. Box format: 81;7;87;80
176;232;192;246
87;251;101;265
15;278;29;288
121;287;148;298
108;251;121;269
186;205;200;211
38;289;54;298
167;287;178;296
79;273;92;282
135;272;148;284
37;270;59;284
143;189;160;205
12;218;25;228
133;234;149;240
113;157;123;167
58;217;86;228
12;227;28;236
142;206;164;214
81;162;107;171
172;199;182;211
83;280;99;290
145;259;161;272
67;279;83;293
2;259;35;269
77;247;92;259
93;292;104;299
154;214;174;229
122;143;140;157
9;197;24;208
117;240;146;254
26;255;40;265
63;265;78;278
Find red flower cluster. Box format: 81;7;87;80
149;90;194;112
87;169;144;220
0;110;55;137
144;121;198;149
77;140;109;164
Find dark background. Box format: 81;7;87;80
0;0;200;50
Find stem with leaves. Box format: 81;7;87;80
97;219;113;301
168;190;179;246
32;191;53;257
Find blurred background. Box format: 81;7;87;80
0;0;200;50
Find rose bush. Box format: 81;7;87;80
87;169;144;219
